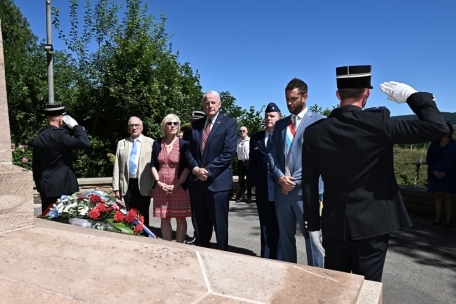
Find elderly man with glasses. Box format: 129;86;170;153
112;116;155;228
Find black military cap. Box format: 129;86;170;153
43;103;66;116
336;65;373;89
189;109;205;120
265;102;281;113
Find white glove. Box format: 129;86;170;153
309;230;325;257
62;115;78;129
380;81;417;104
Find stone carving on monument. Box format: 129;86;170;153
0;19;34;233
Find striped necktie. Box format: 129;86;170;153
286;115;296;154
201;119;212;157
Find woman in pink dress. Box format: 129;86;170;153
151;114;191;242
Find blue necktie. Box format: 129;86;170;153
129;139;138;177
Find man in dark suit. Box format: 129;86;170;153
187;91;237;250
302;65;448;282
269;78;325;266
249;102;282;259
33;104;91;213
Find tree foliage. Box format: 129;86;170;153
50;0;204;176
1;0;77;146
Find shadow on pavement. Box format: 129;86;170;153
388;221;456;271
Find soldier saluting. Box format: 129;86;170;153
33;104;91;213
302;65;448;282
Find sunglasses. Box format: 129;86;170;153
166;122;179;126
240;130;246;133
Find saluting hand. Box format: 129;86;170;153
380;81;417;104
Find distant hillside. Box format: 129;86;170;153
393;112;456;124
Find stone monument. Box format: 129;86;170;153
0;19;34;232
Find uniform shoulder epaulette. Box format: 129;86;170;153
362;106;386;112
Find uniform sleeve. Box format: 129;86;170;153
248;135;257;187
32;145;42;192
60;125;91;149
385;92;448;144
302;134;322;232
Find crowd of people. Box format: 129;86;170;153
33;65;450;283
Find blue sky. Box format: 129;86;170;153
14;0;456;116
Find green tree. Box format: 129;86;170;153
1;0;77;148
52;0;203;176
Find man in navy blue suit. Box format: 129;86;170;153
187;91;237;250
249;102;282;259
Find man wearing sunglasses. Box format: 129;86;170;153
187;91;237;251
112;117;154;228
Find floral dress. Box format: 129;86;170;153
153;139;191;218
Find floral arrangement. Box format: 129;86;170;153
40;191;156;237
11;144;32;170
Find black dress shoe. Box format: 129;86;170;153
431;221;441;226
245;198;251;204
185;236;196;244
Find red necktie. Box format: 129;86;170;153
201;119;212;157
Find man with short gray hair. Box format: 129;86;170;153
112;116;154;228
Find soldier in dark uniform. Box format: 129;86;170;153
183;109;205;244
32;104;91;213
249;102;282;259
302;65;448;282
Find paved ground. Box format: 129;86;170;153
35;199;456;303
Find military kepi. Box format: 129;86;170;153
265;102;281;113
189;109;205;120
336;65;373;89
43;103;66;116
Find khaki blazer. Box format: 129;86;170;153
112;135;154;196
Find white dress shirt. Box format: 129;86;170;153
237;136;250;161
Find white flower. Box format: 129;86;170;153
79;206;89;216
56;203;65;214
63;202;78;213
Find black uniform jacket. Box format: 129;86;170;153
32;125;91;197
302;92;448;241
249;131;275;202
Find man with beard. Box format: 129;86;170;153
268;78;325;265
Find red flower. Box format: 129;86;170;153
89;208;100;219
139;216;144;223
134;223;143;234
129;208;138;217
114;211;124;222
124;208;138;223
96;203;106;212
89;194;105;204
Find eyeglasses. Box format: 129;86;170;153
240;130;246;133
166;122;179;126
128;124;141;128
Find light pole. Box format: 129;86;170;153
45;0;54;105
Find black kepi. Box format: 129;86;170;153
43;103;66;116
336;65;373;89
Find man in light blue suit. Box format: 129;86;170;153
269;78;325;265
